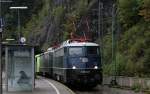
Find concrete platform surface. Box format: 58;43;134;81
3;77;75;94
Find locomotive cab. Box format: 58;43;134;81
65;42;102;87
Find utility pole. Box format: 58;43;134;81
0;1;2;93
98;0;104;64
110;3;118;86
0;0;12;93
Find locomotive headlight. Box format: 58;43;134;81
82;58;88;63
94;66;98;69
72;66;76;69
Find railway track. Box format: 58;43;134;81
73;85;101;94
37;77;144;94
72;85;144;94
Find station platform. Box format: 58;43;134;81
3;77;75;94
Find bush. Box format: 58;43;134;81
103;21;150;77
103;53;127;76
131;83;142;92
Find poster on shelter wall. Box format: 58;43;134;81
7;47;33;91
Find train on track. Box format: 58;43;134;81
35;39;102;87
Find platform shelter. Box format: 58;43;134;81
4;44;34;92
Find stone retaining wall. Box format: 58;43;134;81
103;76;150;90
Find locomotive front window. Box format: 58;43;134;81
86;46;99;55
69;47;83;56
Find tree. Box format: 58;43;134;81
118;0;140;28
139;0;150;21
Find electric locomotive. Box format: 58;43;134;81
35;39;102;87
52;39;102;87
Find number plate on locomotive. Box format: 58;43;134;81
80;71;90;73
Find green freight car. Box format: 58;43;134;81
35;48;53;77
35;54;42;75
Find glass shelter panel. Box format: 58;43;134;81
6;46;34;91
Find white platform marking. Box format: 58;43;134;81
44;79;60;94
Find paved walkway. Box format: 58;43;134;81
3;78;75;94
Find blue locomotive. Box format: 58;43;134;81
35;40;102;87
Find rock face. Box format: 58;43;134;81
27;0;114;50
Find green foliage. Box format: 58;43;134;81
73;0;88;16
52;6;65;22
131;83;142;92
118;0;140;28
62;15;78;39
104;21;150;77
103;0;150;77
23;0;50;37
2;0;43;40
63;31;69;41
121;22;150;76
15;0;98;50
103;53;127;76
103;33;112;64
62;0;94;41
139;0;150;21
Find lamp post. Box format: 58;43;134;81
9;6;28;43
0;0;12;93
